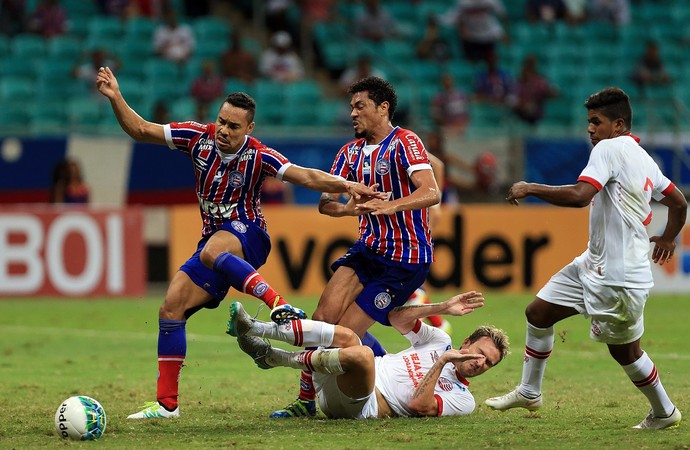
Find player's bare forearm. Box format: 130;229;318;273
407;356;447;416
355;186;440;216
318;194;355;217
507;181;595;207
389;291;484;334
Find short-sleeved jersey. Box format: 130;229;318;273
164;121;292;237
577;134;675;288
329;127;434;264
374;322;475;417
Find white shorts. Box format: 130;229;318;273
537;256;649;345
313;372;378;419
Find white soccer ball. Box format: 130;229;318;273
54;396;107;440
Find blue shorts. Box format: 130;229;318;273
331;241;430;326
179;220;271;308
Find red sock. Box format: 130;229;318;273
157;357;184;410
298;370;316;401
427;315;444;328
242;272;286;309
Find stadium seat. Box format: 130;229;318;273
143;59;182;85
124;16;156;40
0;55;36;78
28;101;69;132
170;97;198;121
0;36;9;56
47;35;83;61
0;104;29;135
67;98;103;129
225;79;254;97
0;78;34;100
10;34;46;57
86;16;124;43
192;16;232;43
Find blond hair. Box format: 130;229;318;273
467;325;510;362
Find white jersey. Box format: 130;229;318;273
577;134;675;288
374;323;475;417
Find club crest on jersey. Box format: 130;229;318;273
253;281;268;297
374;292;391;309
228;171;244;188
375;158;391;175
437;377;454;392
231;220;247;233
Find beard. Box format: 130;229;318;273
354;129;366;139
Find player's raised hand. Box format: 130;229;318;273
442;348;486;364
96;66;120;99
506;181;529;206
355;198;397;216
649;235;676;266
442;291;485;316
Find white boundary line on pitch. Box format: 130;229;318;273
2;325;690;361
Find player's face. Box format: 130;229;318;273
455;336;501;378
587;109;624;147
350;91;387;140
215;102;255;153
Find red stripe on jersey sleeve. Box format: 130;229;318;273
577;176;602;191
661;182;676;196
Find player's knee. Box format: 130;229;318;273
345;346;374;370
335;325;361;347
198;246;216;269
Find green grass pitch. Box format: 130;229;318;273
1;292;689;449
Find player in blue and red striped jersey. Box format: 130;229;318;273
95;67;384;420
272;76;442;418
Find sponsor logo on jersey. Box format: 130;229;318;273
231;220;247;233
228;171;244;188
239;148;256;162
375;158;391;175
374;292;391;309
198;197;238;219
197;138;214;159
363;159;371;176
253;281;268;297
404;135;424;160
437;377;453;391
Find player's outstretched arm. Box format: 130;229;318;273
95;66;166;145
388;291;484;335
355;168;440;216
650;185;688;266
507;180;597;207
282;165;383;198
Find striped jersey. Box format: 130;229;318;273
164;121;292;237
329;126;433;264
577;134;675;288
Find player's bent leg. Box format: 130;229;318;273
227;301;256;337
127;401;180;419
237;335;273;370
485;388;543;412
270;303;307;325
633;407;682;430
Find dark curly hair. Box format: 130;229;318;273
348;76;398;120
584;87;632;129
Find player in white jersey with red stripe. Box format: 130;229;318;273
227;291;510;419
485;87;687;430
95;67;384;420
271;76;441;418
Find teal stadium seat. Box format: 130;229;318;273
0;105;29;135
0;35;9;56
67;98;103;130
0;55;36;78
28;101;68;134
170;97;199;121
47;35;83;61
124;17;156;40
283;81;322;126
0;78;34;101
10;34;46;57
192;16;231;44
86;16;124;49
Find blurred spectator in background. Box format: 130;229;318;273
220;30;258;84
27;0;67;38
73;48;121;97
526;0;567;23
416;15;453;64
563;0;587;23
259;30;305;83
153;7;196;64
510;54;558;126
430;73;470;136
261;177;294;205
631;40;671;94
587;0;630;26
50;158;90;204
0;0;27;36
444;0;508;65
354;0;399;43
338;54;385;96
265;0;294;34
152;100;170;123
190;59;225;122
473;50;513;104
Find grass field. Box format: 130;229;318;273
1;292;689;449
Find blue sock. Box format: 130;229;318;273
362;332;386;356
158;319;187;356
213;251;255;289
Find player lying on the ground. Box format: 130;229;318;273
227;292;509;418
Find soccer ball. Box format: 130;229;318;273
54;396;107;440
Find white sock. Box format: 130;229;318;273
621;351;675;417
519;322;554;398
251;319;335;347
268;348;344;375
